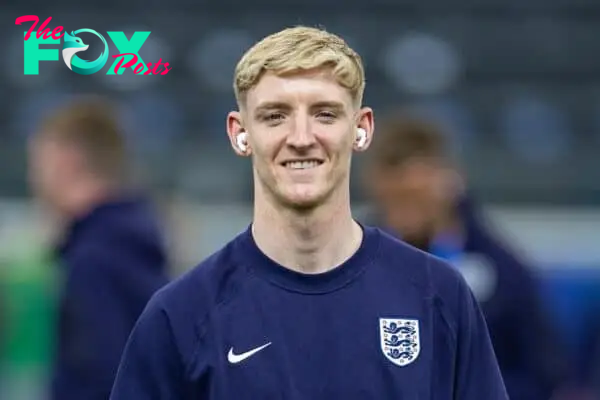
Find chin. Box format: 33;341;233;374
277;185;330;211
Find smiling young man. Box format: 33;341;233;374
110;26;508;399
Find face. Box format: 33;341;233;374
228;69;373;210
372;160;453;249
28;136;77;213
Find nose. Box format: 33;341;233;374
285;117;316;150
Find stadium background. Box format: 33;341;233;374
1;0;600;398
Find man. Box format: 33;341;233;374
28;96;170;400
111;27;507;399
365;110;571;399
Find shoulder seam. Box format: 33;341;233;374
186;262;253;372
427;256;459;344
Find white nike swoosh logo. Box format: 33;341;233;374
227;342;272;364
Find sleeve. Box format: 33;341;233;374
453;275;509;399
110;293;185;399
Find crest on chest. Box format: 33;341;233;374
379;318;420;367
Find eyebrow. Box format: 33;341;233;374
310;101;346;114
254;102;291;115
254;101;346;116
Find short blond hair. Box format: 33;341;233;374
234;26;365;107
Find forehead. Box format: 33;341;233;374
245;70;353;111
30;133;71;157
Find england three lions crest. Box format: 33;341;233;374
379;318;420;367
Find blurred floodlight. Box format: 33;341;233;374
383;33;462;95
501;94;571;164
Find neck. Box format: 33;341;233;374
252;186;363;275
61;178;119;221
435;205;464;238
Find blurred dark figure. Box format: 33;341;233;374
581;317;600;398
365;110;571;400
27;96;170;400
592;337;600;398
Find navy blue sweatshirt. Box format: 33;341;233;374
111;224;507;399
52;196;170;400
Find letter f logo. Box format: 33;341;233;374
23;32;59;75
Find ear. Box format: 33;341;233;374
226;111;251;156
434;167;465;204
446;169;466;201
353;107;375;152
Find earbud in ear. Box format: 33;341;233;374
356;128;367;148
236;131;248;152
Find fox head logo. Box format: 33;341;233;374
61;29;109;75
62;31;88;68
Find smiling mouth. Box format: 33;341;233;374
281;160;324;170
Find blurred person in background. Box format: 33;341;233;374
592;335;600;398
579;318;600;398
27;96;170;400
365;110;571;400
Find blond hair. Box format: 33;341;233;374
234;26;365;107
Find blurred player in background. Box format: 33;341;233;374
592;333;600;397
365;110;571;400
28;96;170;400
111;26;507;399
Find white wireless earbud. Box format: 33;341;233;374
236;131;248;152
356;128;367;148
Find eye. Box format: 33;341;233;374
316;111;337;123
263;113;285;124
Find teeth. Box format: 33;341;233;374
285;160;320;169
